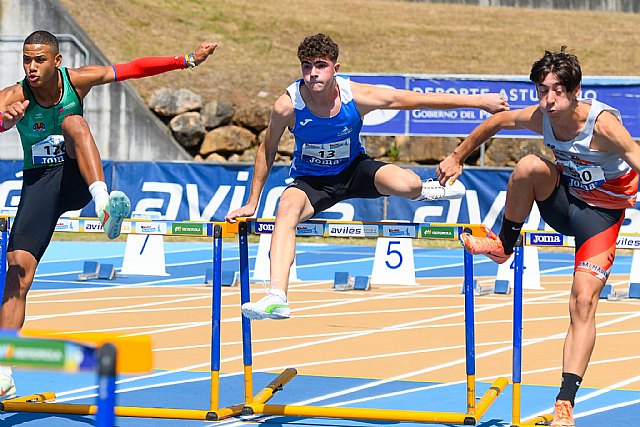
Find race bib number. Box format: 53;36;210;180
301;139;350;166
561;161;605;191
32;135;66;165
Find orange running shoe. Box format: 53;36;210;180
460;226;510;264
551;400;575;427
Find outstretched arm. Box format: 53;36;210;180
437;105;542;186
68;41;218;97
225;94;295;222
351;81;510;116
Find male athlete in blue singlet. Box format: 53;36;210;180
0;30;217;399
225;33;509;320
437;47;640;427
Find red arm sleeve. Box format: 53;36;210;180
112;56;188;82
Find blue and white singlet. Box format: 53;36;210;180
287;76;365;178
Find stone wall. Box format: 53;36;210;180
149;87;553;167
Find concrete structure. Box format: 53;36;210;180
0;0;191;162
408;0;640;13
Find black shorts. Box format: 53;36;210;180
536;177;624;281
9;156;91;261
288;154;387;215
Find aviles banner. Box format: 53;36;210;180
1;160;640;234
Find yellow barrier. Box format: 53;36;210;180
20;330;151;374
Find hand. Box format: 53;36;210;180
480;94;509;114
436;154;464;187
193;42;218;66
225;204;257;223
2;100;29;130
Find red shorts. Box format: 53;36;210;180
536;177;624;282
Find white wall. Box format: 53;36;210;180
0;0;191;162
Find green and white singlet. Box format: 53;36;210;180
16;67;83;170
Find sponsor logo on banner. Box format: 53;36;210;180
420;226;455;239
83;220;103;233
296;224;324;236
171;222;204;236
363;224;380;237
136;222;166;234
383;225;415;238
328;224;365;237
55;219;79;232
121;222;132;234
530;232;563;246
616;235;640;249
255;222;275;233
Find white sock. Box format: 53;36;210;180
89;181;110;216
0;366;13;377
269;286;288;302
269;280;287;302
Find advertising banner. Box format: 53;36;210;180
348;74;640;138
1;161;639;234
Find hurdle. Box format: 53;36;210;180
508;230;640;425
0;332;140;427
0;331;152;426
238;218;508;425
0;216;295;422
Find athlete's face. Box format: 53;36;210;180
22;43;61;88
300;57;340;92
536;72;579;119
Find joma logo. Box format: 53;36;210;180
532;234;562;245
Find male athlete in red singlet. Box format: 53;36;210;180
438;47;640;427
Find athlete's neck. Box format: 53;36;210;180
549;101;586;141
302;78;340;118
29;68;63;107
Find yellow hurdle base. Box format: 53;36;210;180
1;400;243;421
243;376;508;426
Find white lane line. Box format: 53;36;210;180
53;292;639;415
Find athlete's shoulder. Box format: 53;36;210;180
273;91;294;116
593;108;627;139
268;92;295;131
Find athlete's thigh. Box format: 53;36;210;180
536;178;573;236
569;201;623;282
345;156;387;199
284;178;327;220
9;166;64;261
58;155;91;214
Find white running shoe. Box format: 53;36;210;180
0;373;16;401
99;191;131;240
241;290;290;320
415;179;466;201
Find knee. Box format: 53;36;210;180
275;197;304;223
61;115;90;138
4;260;31;301
403;170;422;194
513;155;547;179
381;168;422;197
569;291;598;323
61;115;92;155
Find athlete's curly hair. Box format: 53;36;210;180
24;30;59;54
529;46;582;92
297;33;339;63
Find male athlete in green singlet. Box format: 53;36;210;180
0;30;216;399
